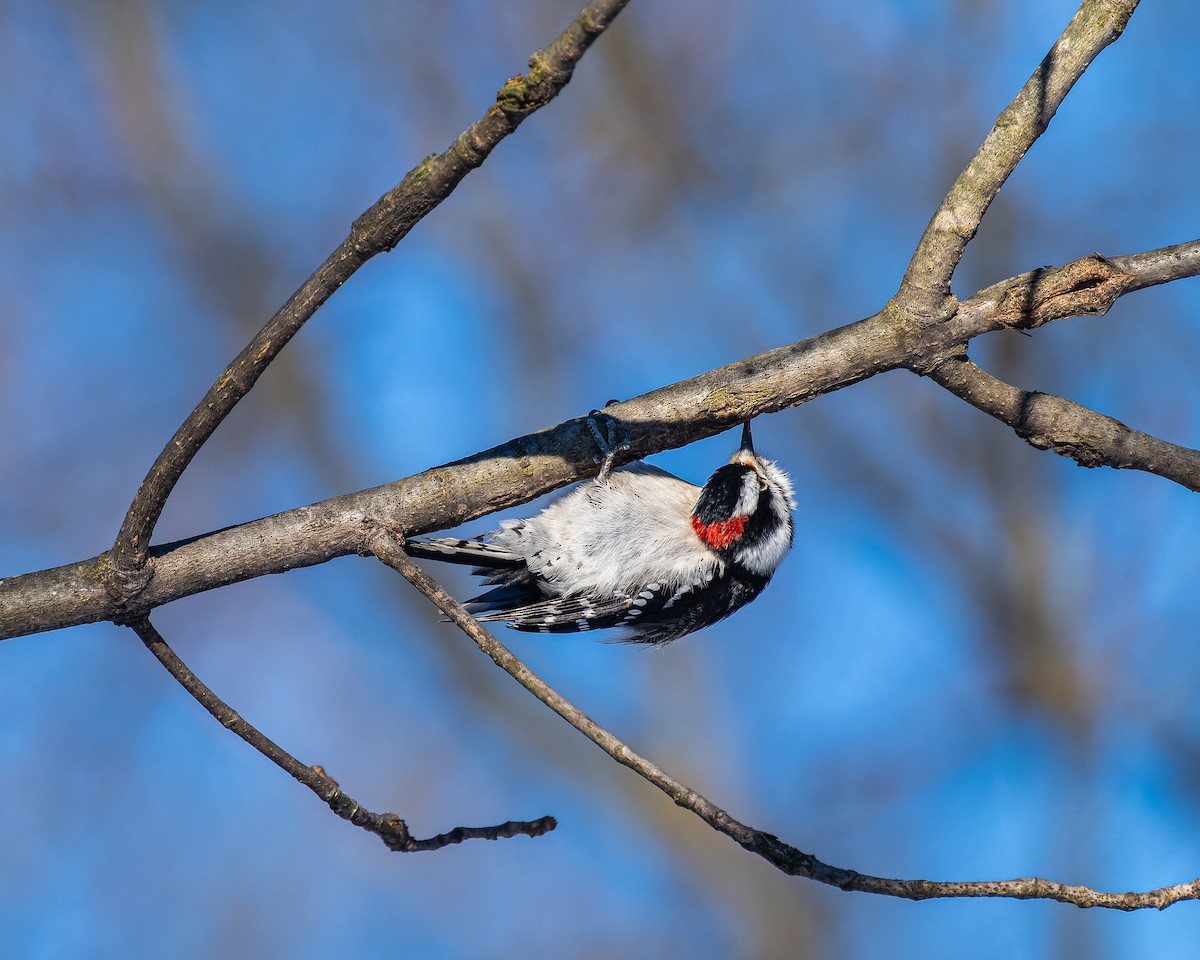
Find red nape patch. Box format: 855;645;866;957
690;514;747;550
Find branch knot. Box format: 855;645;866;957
100;552;155;616
994;255;1134;331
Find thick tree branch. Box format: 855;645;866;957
0;311;899;640
926;356;1200;491
108;0;632;588
129;615;555;852
898;0;1139;314
926;239;1200;490
3;240;1199;641
374;530;1200;909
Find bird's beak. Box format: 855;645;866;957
739;419;755;454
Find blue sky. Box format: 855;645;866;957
2;1;1200;957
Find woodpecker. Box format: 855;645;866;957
406;418;795;645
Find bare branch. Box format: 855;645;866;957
941;239;1200;344
108;0;633;585
373;529;1200;909
1110;240;1200;293
898;0;1139;312
128;615;555;852
4;238;1199;642
923;239;1200;489
955;255;1135;333
926;355;1200;491
0;312;901;640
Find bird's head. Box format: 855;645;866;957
690;421;795;577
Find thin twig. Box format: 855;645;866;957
108;0;633;585
373;530;1200;909
127;615;555;852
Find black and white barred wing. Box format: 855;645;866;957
404;536;526;570
469;578;732;646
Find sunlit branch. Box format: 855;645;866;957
898;0;1139;312
926;355;1200;491
108;0;633;585
4;236;1199;642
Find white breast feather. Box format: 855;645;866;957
490;463;718;599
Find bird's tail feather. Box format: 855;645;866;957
404;536;526;569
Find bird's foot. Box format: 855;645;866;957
586;408;631;484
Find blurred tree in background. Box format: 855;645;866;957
1;0;1198;957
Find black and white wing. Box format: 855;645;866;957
472;569;770;646
404;536;526;570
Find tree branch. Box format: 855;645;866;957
941;240;1200;344
108;0;632;587
923;240;1200;490
128;615;555;852
898;0;1139;313
4;240;1199;642
1110;240;1200;293
926;355;1200;491
373;529;1200;909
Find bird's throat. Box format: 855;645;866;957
690;514;747;550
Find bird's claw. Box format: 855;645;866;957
586;409;631;484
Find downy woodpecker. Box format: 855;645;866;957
406;419;795;644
